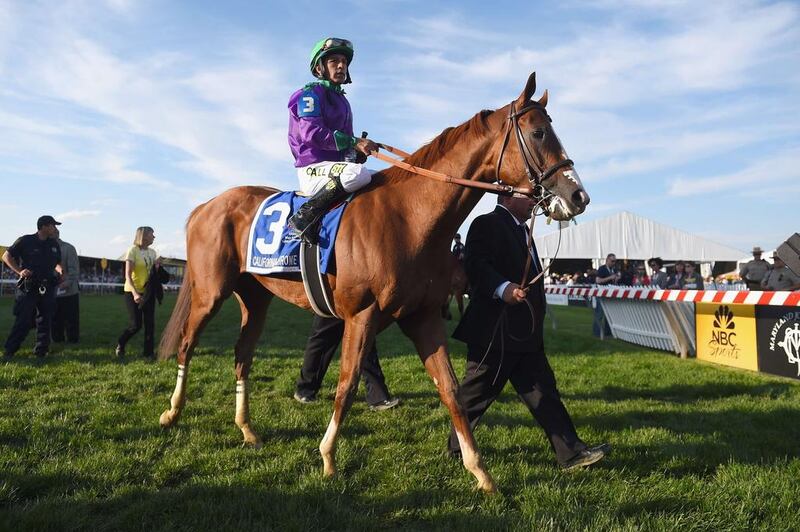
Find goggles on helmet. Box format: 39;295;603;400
322;38;352;51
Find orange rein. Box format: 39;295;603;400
371;144;533;198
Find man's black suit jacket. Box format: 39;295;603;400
453;206;546;353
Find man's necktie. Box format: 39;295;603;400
518;224;539;275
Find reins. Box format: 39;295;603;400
371;144;532;198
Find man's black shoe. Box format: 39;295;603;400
293;391;317;404
115;345;125;358
3;352;13;360
34;351;47;358
560;443;611;471
368;397;400;412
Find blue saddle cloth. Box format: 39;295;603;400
245;191;346;275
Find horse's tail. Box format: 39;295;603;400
158;267;192;361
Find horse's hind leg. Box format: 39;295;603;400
398;309;496;493
232;275;273;448
160;274;233;429
319;309;377;477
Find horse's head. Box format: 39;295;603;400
495;72;589;220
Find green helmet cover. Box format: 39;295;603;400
309;37;354;78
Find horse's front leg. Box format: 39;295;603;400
319;309;377;477
398;309;497;493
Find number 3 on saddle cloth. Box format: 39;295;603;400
245;191;347;318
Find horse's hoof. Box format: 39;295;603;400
241;427;263;449
321;455;336;477
477;478;498;494
159;409;178;428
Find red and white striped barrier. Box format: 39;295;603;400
545;286;800;307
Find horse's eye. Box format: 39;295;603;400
531;129;545;140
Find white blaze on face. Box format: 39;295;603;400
563;168;583;188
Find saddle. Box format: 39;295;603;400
245;191;347;317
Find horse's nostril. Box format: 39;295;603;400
572;189;590;207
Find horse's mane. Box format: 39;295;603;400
379;109;496;183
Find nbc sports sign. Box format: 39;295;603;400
695;303;759;371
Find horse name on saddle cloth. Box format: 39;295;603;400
245;191;346;275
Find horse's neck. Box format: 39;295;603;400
381;132;497;248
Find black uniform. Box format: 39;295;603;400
448;206;588;465
4;234;61;357
295;315;392;405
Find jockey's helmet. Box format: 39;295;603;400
310;38;354;82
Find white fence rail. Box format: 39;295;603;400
0;279;182;296
597;297;695;357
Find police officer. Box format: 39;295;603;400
739;246;770;291
2;216;63;358
761;254;800;291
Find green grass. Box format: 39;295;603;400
1;295;798;531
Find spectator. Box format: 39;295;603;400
584;268;597;284
596;254;620;285
452;233;465;262
761;254;800;291
739;246;770;291
680;261;705;290
648;257;668;289
2;215;63;358
115;226;159;359
633;264;649;286
51;227;80;344
667;261;685;289
617;260;635;286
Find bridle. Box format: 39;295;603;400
495;100;574;206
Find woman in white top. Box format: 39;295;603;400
115;226;159;358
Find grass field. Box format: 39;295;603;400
1;294;799;531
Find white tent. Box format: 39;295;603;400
533;211;744;263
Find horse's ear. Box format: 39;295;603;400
538;89;548;108
517;72;537;105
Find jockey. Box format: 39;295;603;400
286;37;379;243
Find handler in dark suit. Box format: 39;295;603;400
448;195;610;470
294;315;400;411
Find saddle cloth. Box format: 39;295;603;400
245;191;346;276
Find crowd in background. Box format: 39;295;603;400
544;247;800;292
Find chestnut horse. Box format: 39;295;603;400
157;73;589;492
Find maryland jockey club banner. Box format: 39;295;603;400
696;302;800;380
755;306;800;380
695;303;759;372
245;191;345;275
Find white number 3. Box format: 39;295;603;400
301;96;315;114
255;202;291;255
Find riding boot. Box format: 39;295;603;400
287;177;347;245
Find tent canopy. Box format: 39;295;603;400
533;211;744;261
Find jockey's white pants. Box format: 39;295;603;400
296;161;374;196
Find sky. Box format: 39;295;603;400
0;0;798;260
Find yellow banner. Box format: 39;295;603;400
696;303;759;371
